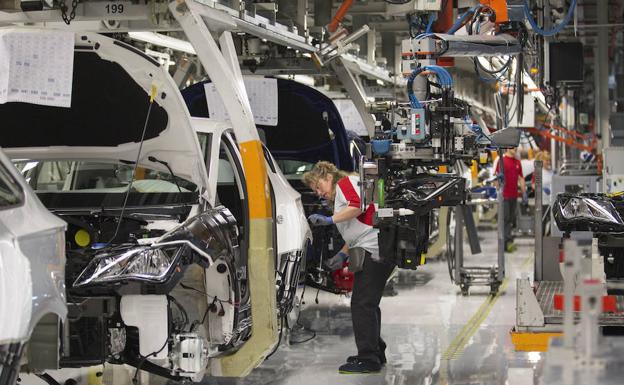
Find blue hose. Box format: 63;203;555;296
425;65;453;87
407;67;425;108
523;0;578;37
425;13;436;34
447;6;479;35
407;65;453;109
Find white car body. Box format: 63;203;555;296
0;149;67;343
193;119;311;266
0;29;310;381
0;149;66;385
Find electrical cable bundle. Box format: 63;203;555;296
408;13;436;39
446;5;495;35
473;56;513;84
523;0;578;37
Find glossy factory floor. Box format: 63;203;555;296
208;226;540;385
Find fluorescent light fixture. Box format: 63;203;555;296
128;32;196;55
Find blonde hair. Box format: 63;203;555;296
302;161;348;190
535;151;551;162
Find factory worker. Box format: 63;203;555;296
303;161;394;374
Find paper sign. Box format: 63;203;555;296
204;77;278;126
0;29;74;108
333;99;369;136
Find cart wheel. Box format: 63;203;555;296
490;283;500;295
460;284;469;296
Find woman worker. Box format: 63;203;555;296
303;161;395;374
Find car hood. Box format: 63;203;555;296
0;31;209;191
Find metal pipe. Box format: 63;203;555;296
563;23;624;28
597;2;610;149
342;25;370;46
562;240;578;349
367;28;376;65
497;162;505;281
327;0;353;32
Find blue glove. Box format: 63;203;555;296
308;214;333;226
325;251;348;271
522;191;528;203
543;187;551;195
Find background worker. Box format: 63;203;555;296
494;148;527;252
303;161;394;374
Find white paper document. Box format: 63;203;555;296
204;77;278;126
333;99;369;136
0;29;75;108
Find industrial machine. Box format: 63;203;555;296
352;12;523;293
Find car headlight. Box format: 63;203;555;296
73;245;181;287
560;197;624;225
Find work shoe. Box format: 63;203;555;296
338;359;381;374
347;353;387;365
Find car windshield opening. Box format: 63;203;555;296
13;159;198;208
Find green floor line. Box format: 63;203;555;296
442;252;534;360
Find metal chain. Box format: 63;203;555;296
59;0;78;25
59;0;69;24
69;0;78;22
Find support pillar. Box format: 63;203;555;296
367;28;376;65
313;0;331;27
381;32;396;73
596;3;609;148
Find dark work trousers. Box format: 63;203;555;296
503;198;518;245
350;254;395;364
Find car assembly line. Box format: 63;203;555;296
0;0;622;384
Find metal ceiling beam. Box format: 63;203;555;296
368;20;409;32
0;3;152;23
331;2;387;15
340;53;406;85
239;57;329;75
204;0;316;52
0;0;316;51
331;57;377;136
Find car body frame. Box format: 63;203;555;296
0;30;309;382
0;149;66;385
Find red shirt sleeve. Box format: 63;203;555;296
517;159;523;177
337;177;361;208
